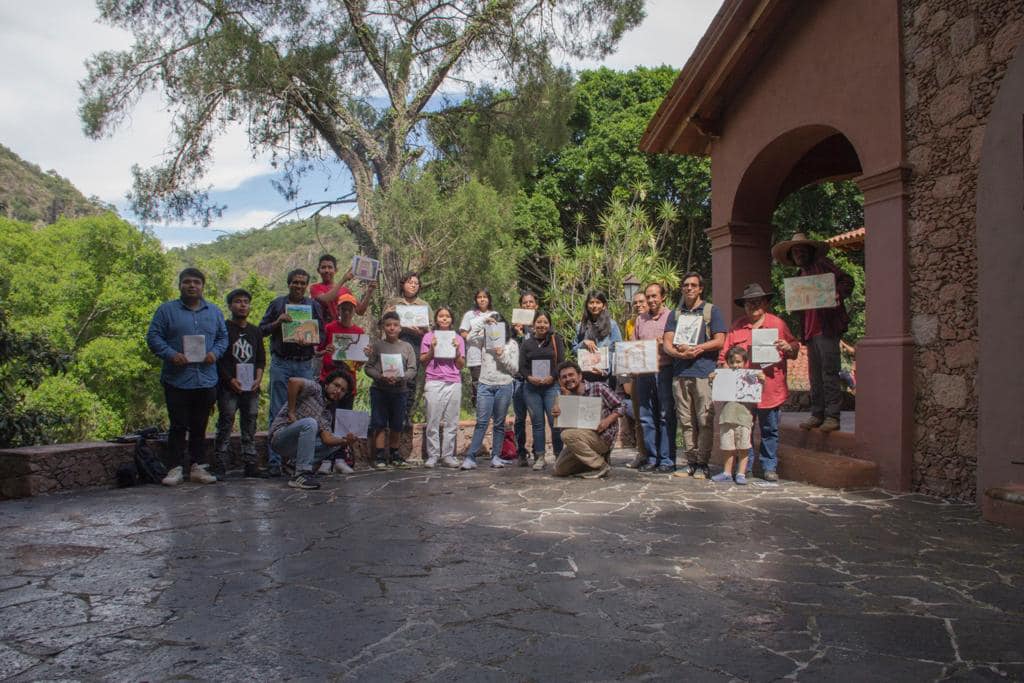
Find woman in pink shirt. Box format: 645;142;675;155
719;284;799;482
420;306;466;468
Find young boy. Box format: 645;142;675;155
213;288;266;478
364;311;417;469
711;346;763;485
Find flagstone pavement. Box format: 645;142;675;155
1;450;1022;681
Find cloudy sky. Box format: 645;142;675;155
0;1;720;247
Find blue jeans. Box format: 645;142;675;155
512;378;529;456
748;407;780;474
468;382;514;460
524;382;562;457
267;356;314;466
636;366;676;467
270;417;339;473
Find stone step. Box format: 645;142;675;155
779;412;858;458
982;486;1024;529
775;444;880;489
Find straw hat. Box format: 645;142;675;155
771;232;829;266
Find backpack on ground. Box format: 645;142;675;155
134;436;168;484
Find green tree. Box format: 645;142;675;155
372;170;522;312
80;0;644;289
542;198;680;342
0;214;174;436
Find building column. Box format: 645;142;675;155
707;222;774;326
855;166;914;490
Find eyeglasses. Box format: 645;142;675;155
681;283;700;289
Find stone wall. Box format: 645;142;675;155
902;0;1023;499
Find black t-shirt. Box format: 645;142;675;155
217;320;266;387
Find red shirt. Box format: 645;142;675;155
309;282;355;322
318;321;365;394
718;313;799;410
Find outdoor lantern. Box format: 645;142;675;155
622;274;641;302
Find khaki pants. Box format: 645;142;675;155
553;429;611;476
672;376;713;465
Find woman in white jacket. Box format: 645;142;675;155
462;312;519;469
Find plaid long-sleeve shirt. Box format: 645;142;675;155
573;380;626;446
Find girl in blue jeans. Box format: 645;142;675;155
463;312;519;469
518;311;565;470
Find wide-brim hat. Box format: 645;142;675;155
771;232;829;266
734;283;774;307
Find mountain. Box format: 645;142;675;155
0;143;109;223
170;216;361;292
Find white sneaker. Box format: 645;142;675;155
333;459;355;474
532;454;547;471
317;460;333;475
423;456;438;469
490;458;505;469
460;457;477;470
161;466;183;487
440;456;460;468
189;464;217;484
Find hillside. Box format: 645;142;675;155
170;215;361;293
0;143;108;223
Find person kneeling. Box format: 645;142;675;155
268;371;357;490
551;361;625;479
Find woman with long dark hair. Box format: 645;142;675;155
458;289;493;407
518;311;565;470
572;290;622;385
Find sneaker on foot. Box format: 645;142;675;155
190;464;217;484
317;460;333;475
161;466;183;486
490;457;505;469
691;465;707;480
441;456;461;468
580;464;610;479
735;473;748;485
656;464;676;474
763;470;779;482
517;454;530;468
625;452;646;469
390;455;413;469
799;415;824;430
334;459;355;474
373;457;389;471
531;454;546;471
819;417;840;432
638;462;658;473
423;456;438;469
288;472;321;490
673;464;697;478
710;472;733;483
460;457;477;470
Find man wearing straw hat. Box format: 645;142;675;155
771;233;854;433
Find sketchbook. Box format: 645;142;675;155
554;395;603;430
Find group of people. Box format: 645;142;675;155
145;233;852;491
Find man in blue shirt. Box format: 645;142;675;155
258;268;326;476
146;268;228;486
662;271;726;479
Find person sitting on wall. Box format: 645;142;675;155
771;232;854;433
550;361;626;480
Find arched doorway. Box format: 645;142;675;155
713;125;913;489
976;40;1024;507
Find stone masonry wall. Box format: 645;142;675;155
902;0;1023;500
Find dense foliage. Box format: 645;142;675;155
0;143;108;224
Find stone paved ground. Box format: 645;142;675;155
1;451;1023;682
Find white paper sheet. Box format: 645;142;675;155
396;305;430;328
182;335;206;363
381;353;405;378
332;333;370;362
432;331;457;359
613;340;659;374
531;360;551;378
351;255;381;281
333;409;371;438
711;369;763;403
554;395;603;430
751;328;780;364
673;313;702;346
578;346;609;372
236;363;255;391
484;322;506;350
511;308;536;325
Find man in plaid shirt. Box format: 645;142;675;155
551;361;625;479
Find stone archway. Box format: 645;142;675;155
712;124;913;489
976;40;1024;507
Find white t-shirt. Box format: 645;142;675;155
459;309;489;367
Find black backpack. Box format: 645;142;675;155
133;433;168;484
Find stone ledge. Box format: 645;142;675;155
776;445;880;489
983;486;1024;529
